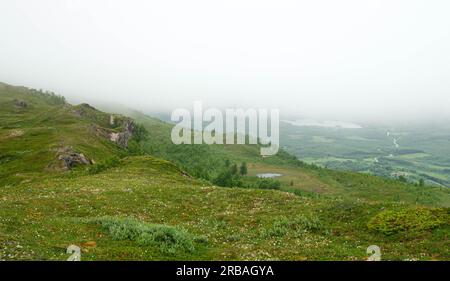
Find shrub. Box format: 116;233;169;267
30;89;66;105
225;234;241;242
239;162;247;176
398;175;408;183
294;215;323;232
212;171;242;187
257;178;281;190
262;221;288;238
367;208;449;235
213;171;234;187
261;215;323;238
94;217;204;254
230;164;238;175
192;166;210;180
87;157;120;174
131;123;148;142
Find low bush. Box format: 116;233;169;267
212;170;242;187
93;217;205;254
367;207;449;235
87;157;121;175
256;178;281;190
261;215;323;238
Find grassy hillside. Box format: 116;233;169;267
2;155;449;261
100;106;304;176
0;82;449;261
104;106;450;207
0;83;136;185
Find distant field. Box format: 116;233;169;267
280;121;450;187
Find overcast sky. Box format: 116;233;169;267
1;0;449;122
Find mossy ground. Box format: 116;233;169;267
0;83;449;261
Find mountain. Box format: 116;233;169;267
0;82;449;261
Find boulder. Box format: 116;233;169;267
57;147;92;170
13;99;27;108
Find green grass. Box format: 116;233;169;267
1;155;448;260
1;82;449;261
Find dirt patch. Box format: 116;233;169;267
8;129;24;138
0;129;25;140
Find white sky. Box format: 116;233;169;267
1;0;449;122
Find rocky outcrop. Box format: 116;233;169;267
13;99;27;108
90;124;109;139
57;147;92;170
89;119;135;148
109;120;135;148
72;103;97;117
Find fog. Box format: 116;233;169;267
1;0;450;123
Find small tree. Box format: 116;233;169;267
213;171;233;187
257;179;281;190
132;123;148;142
230;163;238;175
239;162;247;176
419;178;425;187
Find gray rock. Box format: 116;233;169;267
13;99;27;108
109;120;135;148
57;147;92;170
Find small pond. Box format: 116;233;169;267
256;173;282;179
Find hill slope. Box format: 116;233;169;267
101;105;450;207
0;82;138;185
0;82;449;261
